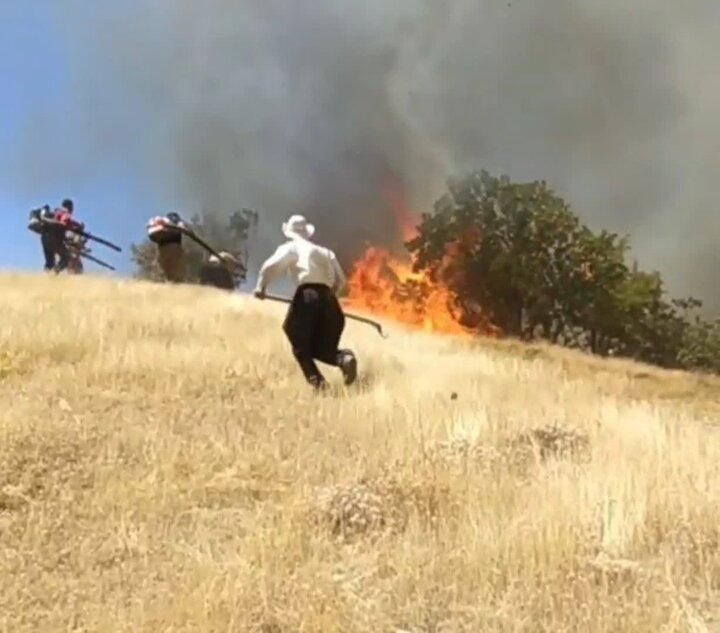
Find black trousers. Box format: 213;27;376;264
282;283;350;387
40;232;69;272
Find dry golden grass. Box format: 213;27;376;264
2;272;720;632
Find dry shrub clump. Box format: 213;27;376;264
425;424;590;478
310;481;404;540
507;423;591;464
1;274;720;632
426;438;504;470
307;467;454;542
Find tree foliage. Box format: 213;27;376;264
407;170;719;373
130;209;259;288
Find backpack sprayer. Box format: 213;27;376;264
28;206;122;272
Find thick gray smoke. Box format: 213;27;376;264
16;1;720;310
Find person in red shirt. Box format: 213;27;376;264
49;199;83;273
55;199;83;231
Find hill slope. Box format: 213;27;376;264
1;273;719;632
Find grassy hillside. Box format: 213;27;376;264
1;273;719;632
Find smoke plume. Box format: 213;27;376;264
11;1;720;310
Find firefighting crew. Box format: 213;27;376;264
28;199;84;273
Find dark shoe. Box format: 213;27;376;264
309;375;328;392
339;352;357;386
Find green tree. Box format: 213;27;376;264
406;169;720;373
656;297;720;373
608;271;681;366
679;314;720;373
407;171;596;337
555;228;633;353
130;209;259;287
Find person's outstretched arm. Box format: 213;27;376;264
254;243;295;296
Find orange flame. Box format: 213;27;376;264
343;176;500;338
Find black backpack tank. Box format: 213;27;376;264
28;208;53;234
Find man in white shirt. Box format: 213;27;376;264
254;214;358;390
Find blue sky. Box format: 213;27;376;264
0;2;160;277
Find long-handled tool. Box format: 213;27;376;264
179;226;245;277
80;250;116;271
72;228;122;253
263;292;389;339
34;216;122;253
180;227;223;260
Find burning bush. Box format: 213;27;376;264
343;176;499;338
342;169;720;375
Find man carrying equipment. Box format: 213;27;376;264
28;198;83;273
146;211;189;283
254;214;358;391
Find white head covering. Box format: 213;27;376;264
208;251;240;267
282;214;315;240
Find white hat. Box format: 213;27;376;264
208;251;240;267
282;214;315;240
